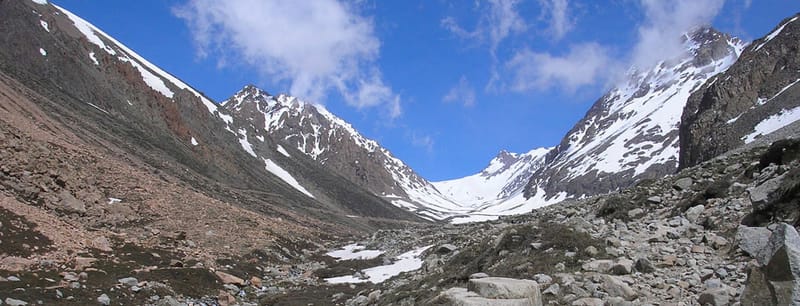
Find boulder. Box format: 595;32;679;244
58;190;86;214
634;257;655;273
673;177;693;191
600;275;637;301
748;174;785;211
215;271;245;286
697;288;730;306
685;205;705;223
571;297;604;306
741;223;800;305
434;287;540;306
468;277;542;301
0;256;34;272
610;258;634;275
118;277;138;287
735;226;772;261
581;260;614;273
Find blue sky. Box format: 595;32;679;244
53;0;799;181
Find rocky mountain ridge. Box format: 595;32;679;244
681;14;800;169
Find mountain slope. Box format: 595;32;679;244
219;86;467;220
681;14;800;168
0;0;423;239
518;28;745;202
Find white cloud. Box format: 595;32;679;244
443;76;476;107
631;0;725;69
174;0;401;117
538;0;573;40
441;0;527;55
506;43;613;92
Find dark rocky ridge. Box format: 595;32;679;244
680;13;800;169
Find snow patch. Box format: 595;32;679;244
325;245;432;284
31;0;47;5
326;244;383;261
263;158;315;198
117;57;174;98
743;106;800;143
276;145;291;157
237;129;256;157
40;20;49;32
88;52;99;66
107;198;121;204
191;137;198;146
39;48;46;56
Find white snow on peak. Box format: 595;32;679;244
754;16;798;52
433;147;551;210
31;0;48;5
263;158;315;199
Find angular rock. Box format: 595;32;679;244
118;277;138;287
467;277;542;301
748;174;785;211
698;288;730;306
685;205;705;223
58;190;86;214
673;177;693;191
634;257;655;273
73;256;97;271
600;275;637;301
610;258;634;275
215;271;245;286
741;223;800;304
470;272;490;279
97;294;110;306
90;236;113;252
646;196;662;204
735;226;772;262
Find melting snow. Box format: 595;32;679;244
326;244;383;261
39;48;46;56
263;158;315;198
40;20;49;32
743;106;800;143
325;245;432;284
276;145;290;157
237;130;257;157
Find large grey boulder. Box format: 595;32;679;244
467;277;542;301
748;174;786;211
741;223;800;305
434;287;539;306
735;226;772;262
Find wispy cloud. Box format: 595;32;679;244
173;0;402;118
441;0;527;55
410;132;435;153
443;76;477;107
502;0;725;93
631;0;725;69
506;43;614;93
538;0;573;40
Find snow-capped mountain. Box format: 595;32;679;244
523;27;746;200
681;14;800;168
432;147;553;223
219;86;468;221
435;27;746;222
